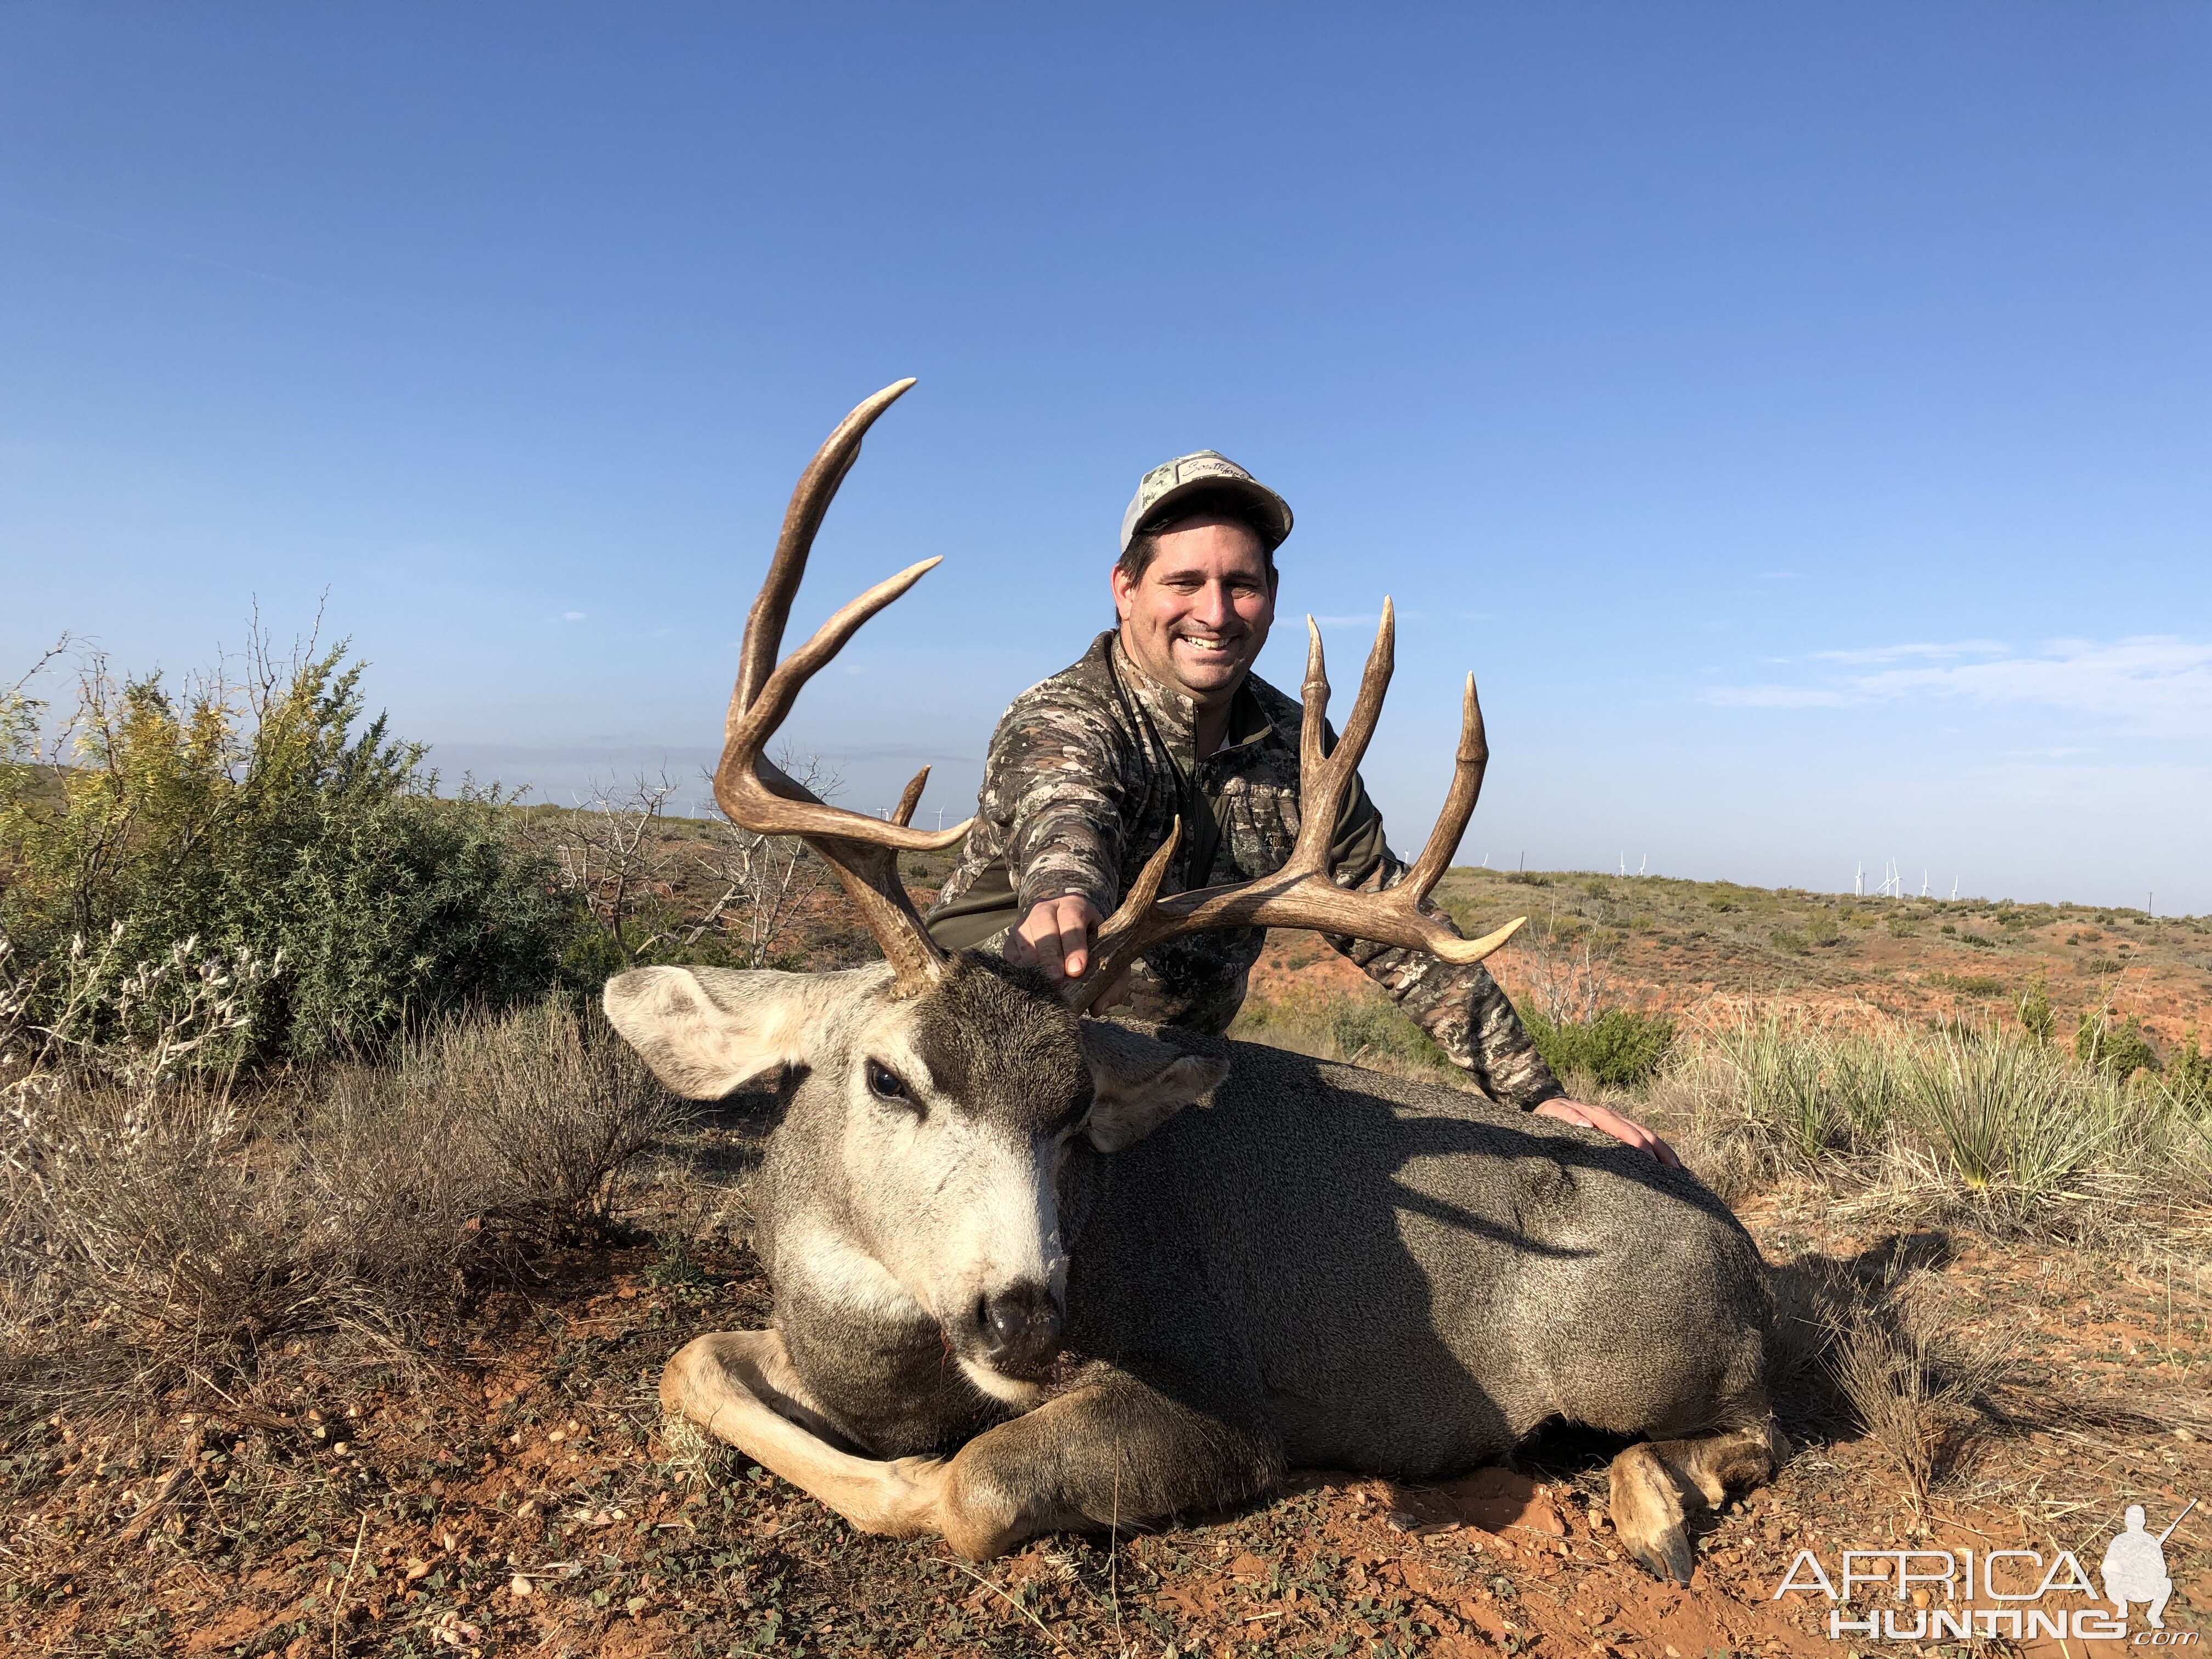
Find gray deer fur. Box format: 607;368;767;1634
607;950;1781;1579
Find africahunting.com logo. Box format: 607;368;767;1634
1771;1498;2194;1644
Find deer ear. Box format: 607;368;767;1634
602;966;832;1098
1077;1022;1229;1153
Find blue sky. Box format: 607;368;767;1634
4;4;2208;911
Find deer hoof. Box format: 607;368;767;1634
1628;1529;1695;1585
1608;1441;1696;1585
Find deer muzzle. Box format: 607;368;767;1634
973;1283;1063;1376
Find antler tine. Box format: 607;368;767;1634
1399;672;1490;900
1066;821;1183;1013
730;378;916;737
890;765;932;828
1285;603;1395;876
712;381;975;998
720;554;972;839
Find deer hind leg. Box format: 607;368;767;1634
1607;1420;1787;1585
661;1330;951;1539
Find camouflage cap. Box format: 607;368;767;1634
1119;450;1293;556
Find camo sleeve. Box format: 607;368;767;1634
1320;804;1565;1110
982;679;1132;916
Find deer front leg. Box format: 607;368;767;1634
661;1330;952;1537
930;1361;1284;1559
664;1335;1280;1560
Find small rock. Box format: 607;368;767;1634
510;1573;533;1598
1386;1510;1418;1532
404;1559;431;1582
625;1594;650;1616
2179;1428;2198;1443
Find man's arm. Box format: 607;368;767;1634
965;676;1128;983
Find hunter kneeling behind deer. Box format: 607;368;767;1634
602;382;1782;1584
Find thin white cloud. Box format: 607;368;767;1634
1708;685;1857;708
1807;639;2008;665
1708;635;2212;734
562;611;586;621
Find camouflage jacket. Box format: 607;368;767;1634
926;631;1564;1109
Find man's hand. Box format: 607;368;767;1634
1005;895;1105;985
1531;1098;1680;1166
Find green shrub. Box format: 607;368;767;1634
2015;973;2056;1045
1524;1008;1676;1090
2169;1028;2212;1110
2076;1010;2159;1079
1807;913;1842;947
1887;916;1918;938
1770;929;1809;955
0;641;582;1070
1927;973;2005;997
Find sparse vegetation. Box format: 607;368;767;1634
2;995;670;1419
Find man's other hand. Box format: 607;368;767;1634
1006;895;1105;984
1532;1098;1680;1166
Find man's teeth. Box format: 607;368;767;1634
1178;637;1233;653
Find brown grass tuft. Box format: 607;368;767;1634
1;996;672;1424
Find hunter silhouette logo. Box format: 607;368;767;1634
1773;1497;2197;1643
2106;1500;2192;1631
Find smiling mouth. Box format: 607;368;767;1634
1173;634;1242;656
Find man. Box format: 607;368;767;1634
927;450;1674;1161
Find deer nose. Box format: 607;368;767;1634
976;1284;1062;1372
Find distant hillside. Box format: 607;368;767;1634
1244;865;2210;1048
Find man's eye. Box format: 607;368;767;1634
867;1060;915;1107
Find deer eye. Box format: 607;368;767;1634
866;1060;916;1110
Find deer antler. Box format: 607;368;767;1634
1067;601;1525;1013
715;379;971;996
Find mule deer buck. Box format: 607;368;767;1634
603;381;1781;1583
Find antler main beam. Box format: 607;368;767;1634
1069;605;1525;1012
713;380;973;997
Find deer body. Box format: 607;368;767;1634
616;956;1777;1578
618;382;1784;1581
1063;1031;1769;1478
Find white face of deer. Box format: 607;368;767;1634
602;955;1224;1399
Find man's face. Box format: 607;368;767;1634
1110;516;1277;706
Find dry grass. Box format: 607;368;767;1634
1643;1009;2212;1233
1822;1282;2016;1521
1;996;672;1424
